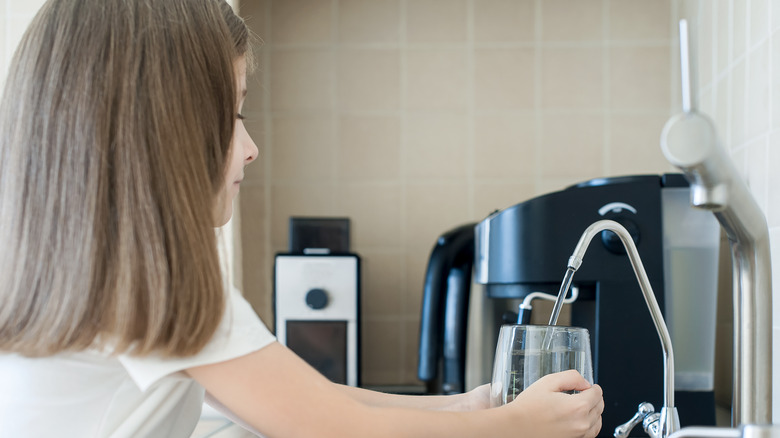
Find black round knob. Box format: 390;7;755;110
305;288;329;310
600;217;640;255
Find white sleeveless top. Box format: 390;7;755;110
0;286;275;437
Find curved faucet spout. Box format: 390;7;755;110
569;219;679;438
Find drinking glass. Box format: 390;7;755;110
489;325;594;407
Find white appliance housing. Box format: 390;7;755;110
274;254;360;386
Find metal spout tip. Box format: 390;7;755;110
690;184;728;211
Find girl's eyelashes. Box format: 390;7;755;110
237;113;246;120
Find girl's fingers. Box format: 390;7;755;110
538;369;592;392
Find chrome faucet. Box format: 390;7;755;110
564;219;680;438
661;20;773;428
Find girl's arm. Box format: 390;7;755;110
186;341;603;438
333;383;490;412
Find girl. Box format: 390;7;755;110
0;0;603;437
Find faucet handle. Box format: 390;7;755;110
642;412;662;438
614;402;655;438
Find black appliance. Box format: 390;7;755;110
418;174;720;437
417;223;476;395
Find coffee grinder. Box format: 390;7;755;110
274;217;361;387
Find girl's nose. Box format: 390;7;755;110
246;140;258;163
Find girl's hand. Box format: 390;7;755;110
507;369;604;438
462;384;491;410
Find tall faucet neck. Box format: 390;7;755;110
661;103;773;426
568;220;676;416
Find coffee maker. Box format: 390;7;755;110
418;174;721;436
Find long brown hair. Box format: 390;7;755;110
0;0;250;357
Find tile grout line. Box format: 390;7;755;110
398;0;408;385
1;0;7;86
602;0;610;175
331;0;339;214
268;40;675;50
767;1;775;224
261;0;274;325
466;0;475;224
668;0;681;117
724;0;734;153
533;0;543;194
742;0;763;147
708;0;716;116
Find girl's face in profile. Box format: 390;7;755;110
216;56;258;226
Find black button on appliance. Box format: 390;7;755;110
305;288;329;310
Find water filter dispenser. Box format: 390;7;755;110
662;187;721;392
471;174;721;435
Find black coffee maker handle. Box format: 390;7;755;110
417;223;475;391
441;255;472;394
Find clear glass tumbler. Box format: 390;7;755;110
489;325;594;407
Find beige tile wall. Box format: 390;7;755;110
238;0;678;386
676;0;780;421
